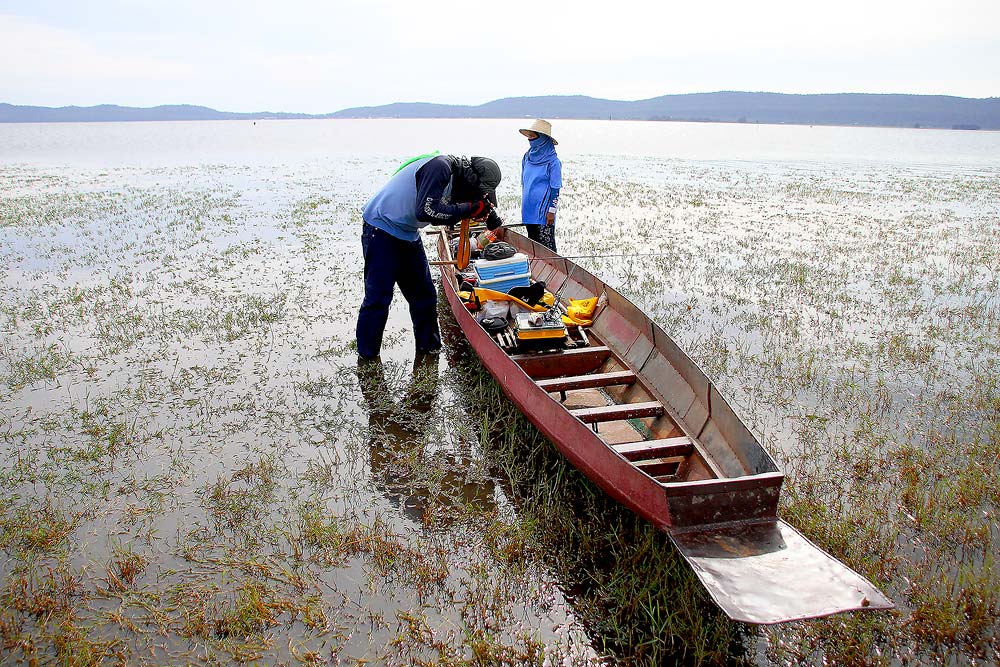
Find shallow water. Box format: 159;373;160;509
1;119;998;665
4;116;1000;170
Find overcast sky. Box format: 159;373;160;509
1;0;997;113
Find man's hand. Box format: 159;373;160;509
485;208;503;231
546;211;555;226
469;198;492;221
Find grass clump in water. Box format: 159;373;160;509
0;501;77;555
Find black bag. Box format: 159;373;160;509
508;281;546;306
479;316;508;334
481;242;516;261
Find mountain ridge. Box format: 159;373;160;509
3;92;999;129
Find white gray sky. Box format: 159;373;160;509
1;0;998;112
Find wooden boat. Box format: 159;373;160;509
432;227;892;624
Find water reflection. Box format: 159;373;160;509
357;354;496;526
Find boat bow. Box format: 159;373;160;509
670;519;893;624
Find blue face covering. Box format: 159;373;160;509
526;135;557;165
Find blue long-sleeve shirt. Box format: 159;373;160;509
363;156;482;241
521;138;562;226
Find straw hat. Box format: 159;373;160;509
519;119;558;145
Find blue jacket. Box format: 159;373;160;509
362;156;480;241
521;136;562;226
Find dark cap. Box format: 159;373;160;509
469;156;501;205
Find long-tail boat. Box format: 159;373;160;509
431;224;892;624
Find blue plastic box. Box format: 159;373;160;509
474;253;530;281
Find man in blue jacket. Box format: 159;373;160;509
356;154;502;360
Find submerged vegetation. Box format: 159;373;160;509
1;145;998;665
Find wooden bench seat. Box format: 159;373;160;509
511;346;612;380
612;436;693;461
569;401;664;424
536;370;637;393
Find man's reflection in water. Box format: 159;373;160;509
357;353;496;526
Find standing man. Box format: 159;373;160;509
356;154;503;360
519;119;562;253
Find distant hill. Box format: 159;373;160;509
0;103;312;123
330;93;1000;130
3;92;999;129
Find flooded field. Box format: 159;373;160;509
1;120;999;665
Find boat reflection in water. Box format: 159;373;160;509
357;353;496;526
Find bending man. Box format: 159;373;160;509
356;154;502;360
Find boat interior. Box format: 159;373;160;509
509;330;717;484
438;227;780;488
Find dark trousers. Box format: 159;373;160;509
356;222;441;359
525;223;557;253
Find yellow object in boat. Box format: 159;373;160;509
468;287;550;312
514;312;567;340
568;297;598;319
561;296;599;326
517;327;566;340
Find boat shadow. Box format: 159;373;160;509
439;313;754;665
